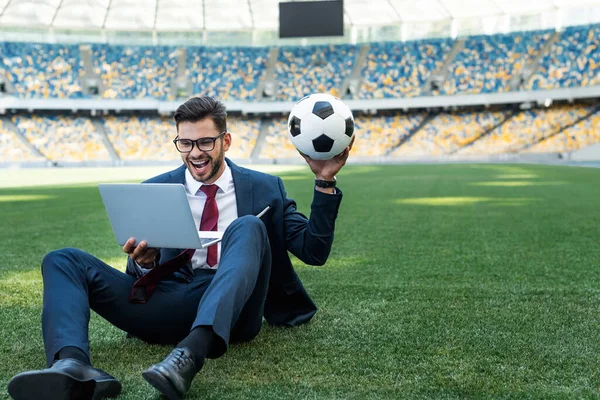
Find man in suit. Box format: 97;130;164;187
8;95;352;400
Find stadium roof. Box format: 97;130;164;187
0;0;598;31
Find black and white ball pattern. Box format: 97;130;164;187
287;93;355;160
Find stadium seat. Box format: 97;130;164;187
0;120;45;163
259;117;297;159
91;44;178;99
0;42;85;98
353;113;426;157
459;105;595;155
442;31;552;95
223;117;261;159
359;39;452;99
260;112;426;159
274;44;356;100
12;115;110;162
102;116;178;161
187;47;268;101
102;115;260;161
393;110;508;156
0;24;598;101
525;109;600;153
526;24;600;90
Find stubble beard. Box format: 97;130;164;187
187;149;225;184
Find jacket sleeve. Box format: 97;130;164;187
125;257;146;278
281;177;343;266
125;256;160;278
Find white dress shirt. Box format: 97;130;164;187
184;164;238;269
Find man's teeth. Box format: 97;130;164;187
191;160;209;168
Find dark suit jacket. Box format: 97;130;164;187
125;158;343;327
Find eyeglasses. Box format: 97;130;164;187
173;132;226;153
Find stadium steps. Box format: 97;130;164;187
80;45;95;76
255;48;280;100
449;110;519;155
250;118;270;161
517;106;600;153
422;38;465;95
78;45;104;95
1;117;47;161
384;113;437;156
512;31;561;90
170;48;193;98
91;118;121;163
340;43;370;98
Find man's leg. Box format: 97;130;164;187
142;216;271;399
40;247;190;367
190;215;272;358
9;247;201;400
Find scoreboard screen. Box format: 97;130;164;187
279;1;344;38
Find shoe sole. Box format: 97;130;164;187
7;369;122;400
142;370;183;400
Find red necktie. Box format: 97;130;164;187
128;184;220;304
199;184;219;267
129;248;194;303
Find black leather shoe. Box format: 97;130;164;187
7;358;122;400
142;348;199;400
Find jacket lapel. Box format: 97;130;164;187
169;164;187;184
227;158;254;217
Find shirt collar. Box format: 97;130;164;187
185;163;233;196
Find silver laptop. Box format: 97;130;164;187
98;183;222;249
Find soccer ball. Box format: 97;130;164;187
287;93;355;160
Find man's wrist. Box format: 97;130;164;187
314;175;336;194
135;259;157;269
315;175;335;181
315;176;336;187
315;186;336;194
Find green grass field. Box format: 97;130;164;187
0;163;599;399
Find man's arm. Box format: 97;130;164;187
123;238;160;277
282;178;342;266
283;139;353;265
126;257;149;278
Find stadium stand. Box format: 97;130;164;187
12;115;110;162
225;117;261;159
2;104;599;163
0;24;599;101
459;104;595;155
0;42;85;99
274;44;356;100
359;39;452;98
259;113;427;159
525;109;600;153
102;116;177;161
526;24;600;90
392;110;508;156
0;120;45;163
1;23;600;164
442;31;552;95
91;45;178;100
259;117;297;159
353;113;426;156
187;47;268;101
102;115;259;161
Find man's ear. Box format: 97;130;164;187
223;132;232;151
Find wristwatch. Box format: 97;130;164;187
315;177;337;188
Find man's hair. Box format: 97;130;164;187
173;96;227;133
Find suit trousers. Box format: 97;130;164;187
40;215;271;367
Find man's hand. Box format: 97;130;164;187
123;238;158;268
300;136;355;181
